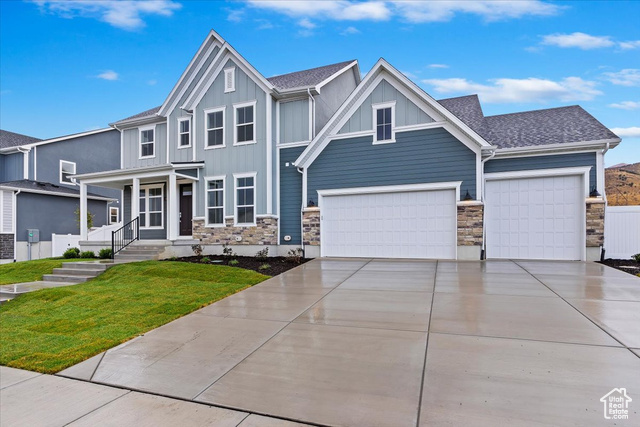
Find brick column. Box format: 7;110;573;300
457;202;484;246
302;208;320;246
586;198;605;247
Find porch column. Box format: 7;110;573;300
132;177;140;221
168;173;178;240
79;182;88;240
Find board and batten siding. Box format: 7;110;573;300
279;99;309;144
279;146;306;244
122;184;167;239
193;58;268;218
485;152;597;189
315;67;358;133
122;123;168;169
307;128;477;205
0;153;23;182
338;79;434;134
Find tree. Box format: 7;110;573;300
74;207;95;231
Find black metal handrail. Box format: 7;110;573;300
112;216;139;259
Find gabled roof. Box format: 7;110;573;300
0;130;42;149
267;60;357;91
114;106;161;124
0;180;112;200
438;95;491;141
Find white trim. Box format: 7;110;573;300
33;147;37;181
491;148;599;160
139;184;165;230
73;162;204;184
0;186;113;202
204;175;226;227
138;125;156;159
233;100;257;146
266;93;273;215
59;160;77;185
308;97;313;141
203;106;226;150
372;101;396;144
120;128;124;168
492;138;621;157
109;206;120;224
22;150;29;179
276;146;281;241
177;117;191;149
19;128;114;149
233;172;257;226
475;153;482;202
277;140;311;148
484;166;592;197
224;67;236;93
394;121;446;133
317;181;463;201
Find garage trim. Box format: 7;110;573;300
317;181;462;258
484;166;591;261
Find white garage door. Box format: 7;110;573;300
321;189;456;259
485;175;583;260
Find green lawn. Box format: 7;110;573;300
0;261;268;373
0;258;86;285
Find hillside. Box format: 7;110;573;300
606;162;640;206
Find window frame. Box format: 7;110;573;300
204;106;226;150
139;125;156;159
109;207;120;225
59;160;77;185
372;101;396;145
139;184;164;230
224;67;236;93
177;117;191;149
204;175;226;227
233;100;257;146
233;172;257;226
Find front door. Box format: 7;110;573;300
179;184;193;236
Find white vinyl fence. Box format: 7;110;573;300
604;206;640;260
51;223;122;257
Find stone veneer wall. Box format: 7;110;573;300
192;217;278;245
457;202;483;246
0;234;14;259
586;198;605;247
302;209;320;246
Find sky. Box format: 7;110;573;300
1;0;638;166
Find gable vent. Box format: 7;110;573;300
224;67;235;93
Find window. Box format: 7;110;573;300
373;102;395;144
205;107;225;148
178;118;190;147
206;177;225;226
234;173;256;225
140;126;155;158
234;101;256;145
109;207;119;224
139;185;163;228
60;160;76;185
224;67;236;93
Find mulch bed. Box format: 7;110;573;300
598;259;640;277
168;255;311;276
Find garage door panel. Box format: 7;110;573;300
322;189;456;259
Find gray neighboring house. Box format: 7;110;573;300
0;129;121;262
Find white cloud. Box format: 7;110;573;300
393;0;561;23
31;0;181;30
227;8;245;23
96;70;119;81
147;79;157;86
401;70;417;78
255;19;274;30
422;76;602;103
541;32;614;49
340;26;360;35
619;40;640;50
611;127;640;138
609;101;640;110
427;64;449;69
603;69;640;87
298;18;316;29
246;1;390;21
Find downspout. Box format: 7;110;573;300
480;149;497;260
600;142;610;261
307;88;316;139
297;167;305;257
13;190;20;262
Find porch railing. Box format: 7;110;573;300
112;216;139;259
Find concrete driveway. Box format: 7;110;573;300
59;259;640;426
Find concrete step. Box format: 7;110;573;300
52;268;105;276
62;262;111;270
41;274;93;283
118;249;161;255
127;245;167;251
114;254;158;261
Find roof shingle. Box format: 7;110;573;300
267;60;355;90
0;180;108;198
0;130;42;149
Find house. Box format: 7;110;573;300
74;29;620;261
0;129;121;262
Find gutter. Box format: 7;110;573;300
307;88;316;139
297;167;305;257
480;148;497;260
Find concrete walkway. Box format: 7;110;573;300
52;258;640;426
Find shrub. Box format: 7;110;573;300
191;244;203;257
79;251;96;259
258;263;271;271
201;257;210;263
286;248;304;264
255;247;269;261
222;243;236;259
228;259;239;266
98;248;113;259
63;247;80;259
632;253;640;263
